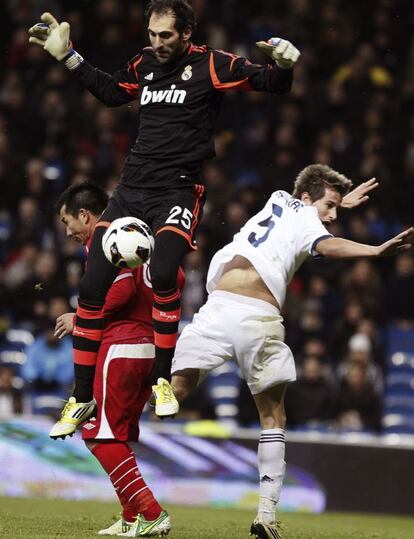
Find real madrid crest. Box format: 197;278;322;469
181;65;192;81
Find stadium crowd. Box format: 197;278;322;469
1;0;414;432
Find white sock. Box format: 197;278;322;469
257;428;286;525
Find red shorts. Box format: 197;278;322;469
82;340;154;442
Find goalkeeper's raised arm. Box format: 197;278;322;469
28;12;72;61
28;12;137;107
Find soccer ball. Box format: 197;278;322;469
102;217;154;269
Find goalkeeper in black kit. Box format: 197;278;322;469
28;0;300;438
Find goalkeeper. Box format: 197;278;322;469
28;0;300;435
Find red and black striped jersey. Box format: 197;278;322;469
101;262;186;344
102;264;153;345
72;43;293;187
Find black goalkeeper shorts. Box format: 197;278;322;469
101;182;206;250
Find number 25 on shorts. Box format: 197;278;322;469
165;205;193;230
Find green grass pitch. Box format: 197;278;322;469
0;497;413;538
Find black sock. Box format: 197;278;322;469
72;364;96;402
151;348;174;384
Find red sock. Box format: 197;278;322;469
91;441;162;522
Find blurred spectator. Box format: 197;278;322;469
347;214;376;245
288;301;329;356
386;252;414;327
13;249;67;330
356;317;385;370
333;43;393;89
10;196;44;246
285;356;335;428
2;240;38;291
21;297;73;391
335;361;382;432
65;260;82;310
342;259;383;319
302;338;329;363
0;312;33;369
209;199;249;250
336;333;383;394
305;274;342;321
332;299;366;362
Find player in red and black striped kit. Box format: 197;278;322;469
28;0;300;423
52;181;182;535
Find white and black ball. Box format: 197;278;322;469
102;217;154;269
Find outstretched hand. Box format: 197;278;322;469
377;228;414;257
341;178;379;209
28;12;71;61
256;38;300;69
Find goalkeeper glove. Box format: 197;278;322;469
256;38;300;69
28;12;83;69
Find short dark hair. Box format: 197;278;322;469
145;0;196;34
55;181;109;217
292;164;353;201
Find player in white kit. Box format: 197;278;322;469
167;164;413;539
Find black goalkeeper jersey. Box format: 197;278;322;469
72;43;293;188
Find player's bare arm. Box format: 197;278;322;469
375;228;414;256
341;178;379;209
316;227;414;258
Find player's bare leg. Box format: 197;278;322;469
153;368;199;419
250;383;287;539
170;368;200;402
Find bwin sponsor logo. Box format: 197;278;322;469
141;84;186;105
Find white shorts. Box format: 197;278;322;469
172;291;296;395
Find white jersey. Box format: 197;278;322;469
207;190;332;307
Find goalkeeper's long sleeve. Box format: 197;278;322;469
69;56;140;107
209;49;293;94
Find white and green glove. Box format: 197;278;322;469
28;12;83;69
256;38;300;69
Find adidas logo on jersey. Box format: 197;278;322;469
140;84;187;105
144;72;154;80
